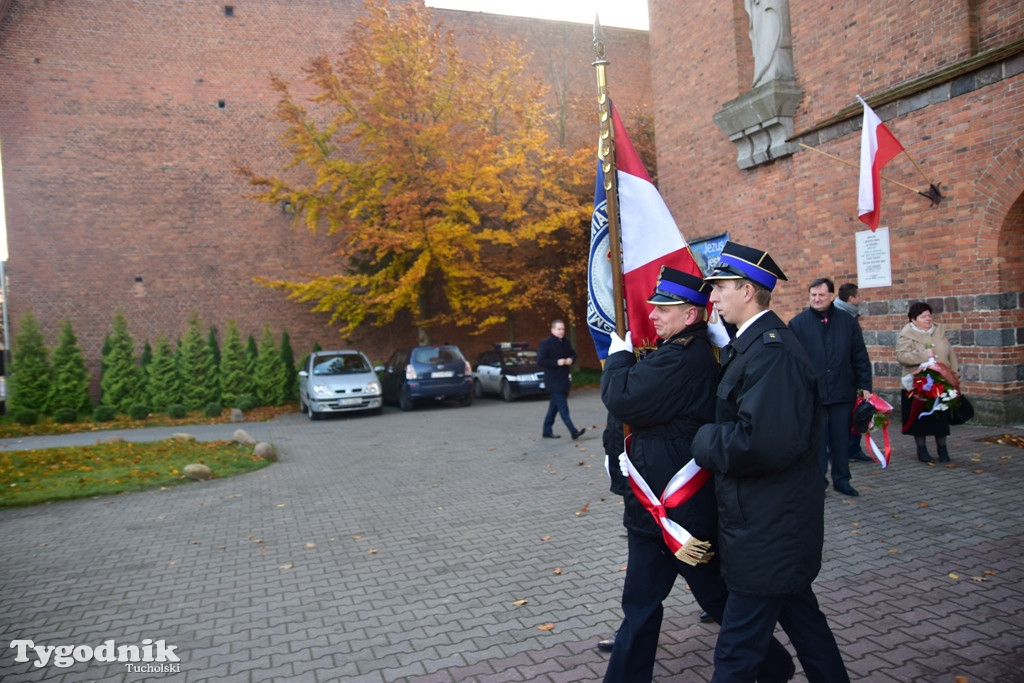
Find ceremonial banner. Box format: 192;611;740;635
857;97;904;230
587;104;727;358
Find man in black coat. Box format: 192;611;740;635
789;278;873;496
601;267;793;683
692;242;849;683
537;319;585;439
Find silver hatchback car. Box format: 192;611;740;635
298;350;383;420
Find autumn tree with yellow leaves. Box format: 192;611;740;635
239;0;593;345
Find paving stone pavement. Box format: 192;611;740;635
1;389;1022;682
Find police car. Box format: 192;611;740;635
472;342;547;402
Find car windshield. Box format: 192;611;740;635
313;354;371;375
411;347;463;364
503;350;537;366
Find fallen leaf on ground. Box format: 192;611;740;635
575;503;590;517
368;548;378;554
513;599;528;607
554;567;563;575
304;542;316;549
918;502;930;507
888;548;899;554
278;563;293;570
949;572;959;579
540;536;551;542
537;623;555;631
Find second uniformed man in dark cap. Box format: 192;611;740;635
600;265;794;683
692;241;850;682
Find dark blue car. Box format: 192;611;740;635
378;345;474;411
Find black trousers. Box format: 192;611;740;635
820;402;854;486
604;532;793;683
712;585;849;683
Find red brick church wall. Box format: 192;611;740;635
648;0;1023;421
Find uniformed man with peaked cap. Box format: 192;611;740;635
600;265;794;683
692;242;850;682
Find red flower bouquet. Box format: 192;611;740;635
902;362;961;432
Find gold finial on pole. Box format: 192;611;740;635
592;14;626;338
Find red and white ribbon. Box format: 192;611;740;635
865;429;890;468
620;434;711;563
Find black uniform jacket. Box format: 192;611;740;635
788;304;872;405
691;311;826;596
537;334;577;394
601;322;718;541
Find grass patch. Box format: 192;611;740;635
0;403;297;440
0;439;272;507
572;367;602;388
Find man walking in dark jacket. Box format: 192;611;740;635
692;242;849;682
601;267;793;683
789;278;873;496
538;319;584;440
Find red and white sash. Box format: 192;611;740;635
620;434;713;565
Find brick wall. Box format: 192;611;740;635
649;0;1024;422
0;0;650;390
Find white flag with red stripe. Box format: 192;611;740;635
587;104;728;358
857;97;905;231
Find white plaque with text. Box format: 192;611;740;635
856;227;892;288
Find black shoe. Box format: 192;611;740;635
833;483;859;497
937;444;950;462
699;610;714;623
542;433;560;439
571;428;586;440
850;451;873;462
596;637;614;652
916;446;933;463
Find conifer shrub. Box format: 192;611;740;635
14;408;39;426
128;403;151;420
235;395;256;412
53;407;78;424
167;403;187;419
204;402;223;418
93;405;116;422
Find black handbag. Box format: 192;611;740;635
949;395;975;425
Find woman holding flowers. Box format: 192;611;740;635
896;302;960;463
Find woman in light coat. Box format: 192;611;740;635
895;301;960;463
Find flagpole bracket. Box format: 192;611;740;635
919;183;944;206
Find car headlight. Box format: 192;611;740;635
366;381;381;395
312;384;334;398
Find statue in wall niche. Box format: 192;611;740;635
745;0;794;87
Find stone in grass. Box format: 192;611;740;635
253;442;277;461
233;429;257;446
183;463;213;481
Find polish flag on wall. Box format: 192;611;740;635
587;104;728;359
857;97;905;231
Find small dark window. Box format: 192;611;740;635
134;276;143;283
225;6;234;17
217;100;226;109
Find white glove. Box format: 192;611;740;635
617;452;630;478
609;332;634;355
